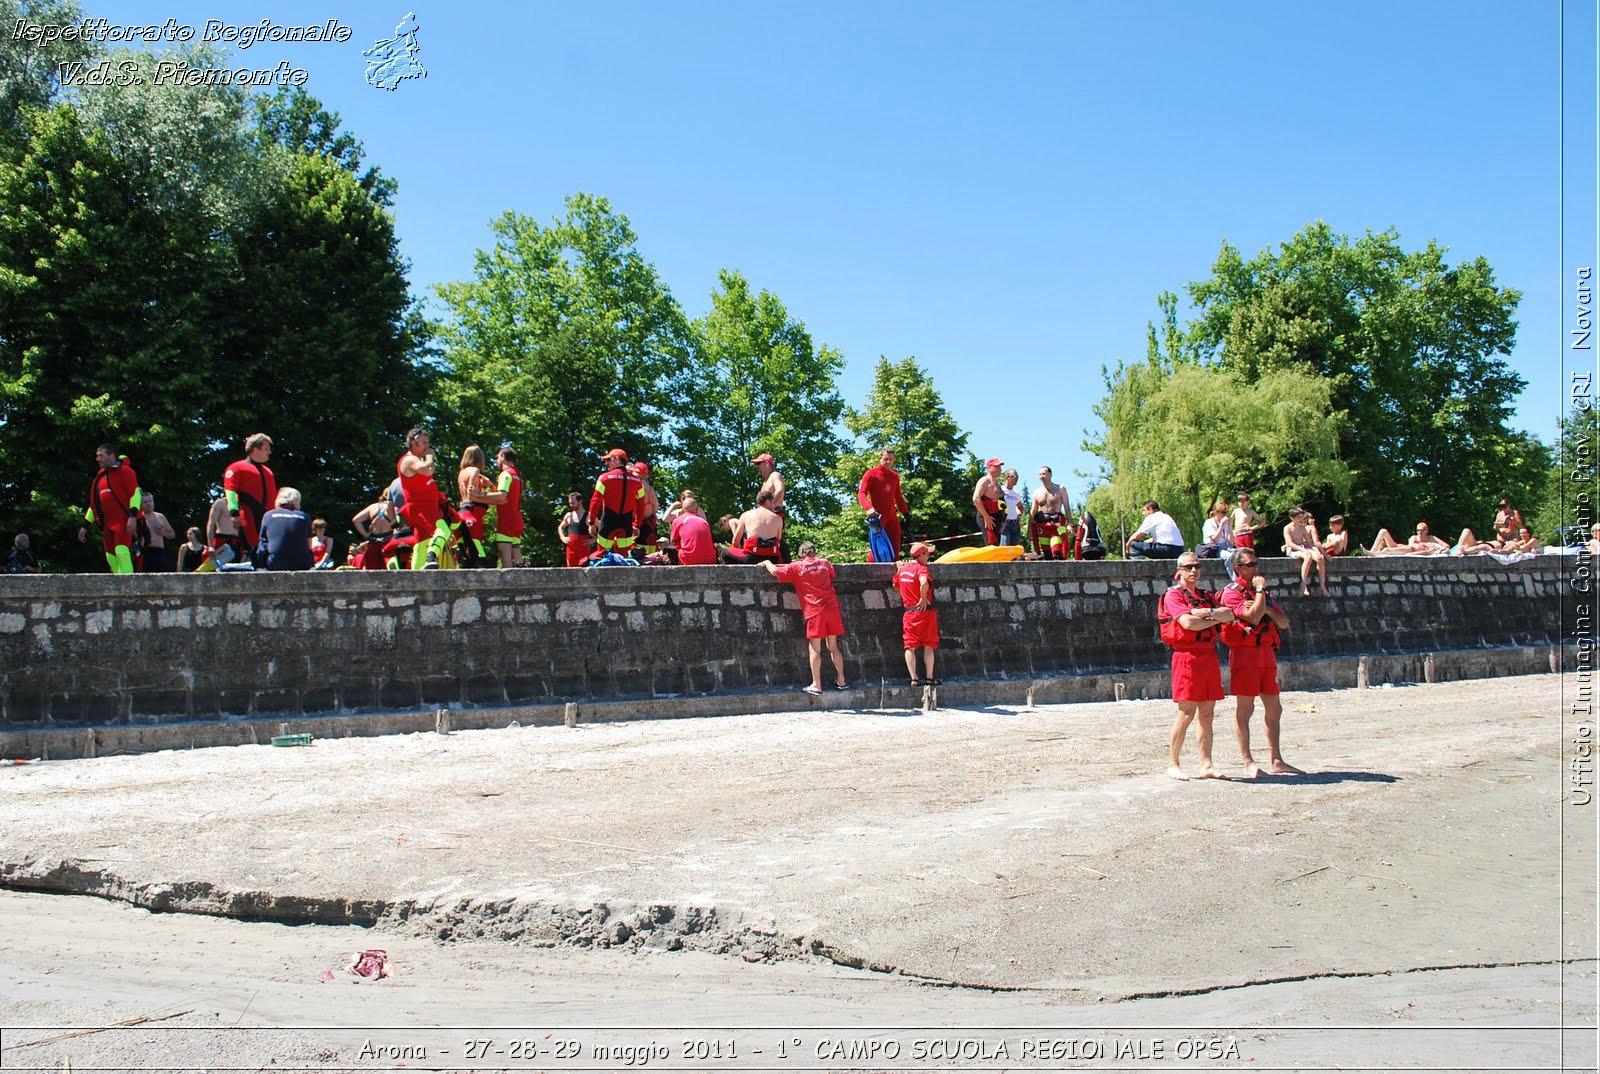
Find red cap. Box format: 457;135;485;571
630;462;650;477
750;452;775;465
603;448;629;461
909;541;933;558
985;457;1003;469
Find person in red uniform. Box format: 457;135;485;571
589;448;645;556
763;541;848;694
857;449;911;562
77;443;145;574
1158;552;1237;780
493;445;525;567
223;433;278;559
397;427;459;570
893;541;940;687
1219;550;1304;778
972;457;1006;546
630;461;661;561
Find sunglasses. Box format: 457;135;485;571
1177;564;1200;571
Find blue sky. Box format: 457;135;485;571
104;1;1589;503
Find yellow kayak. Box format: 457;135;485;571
936;545;1025;563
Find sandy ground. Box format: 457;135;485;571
0;674;1594;1072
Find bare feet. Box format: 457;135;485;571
1269;760;1306;775
1241;761;1262;779
1166;765;1189;781
1318;586;1330;596
1300;586;1311;596
1196;765;1223;779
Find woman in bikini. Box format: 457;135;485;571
1505;525;1543;554
1282;508;1328;596
1366;522;1449;555
456;445;508;567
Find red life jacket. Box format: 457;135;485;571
1220;579;1282;650
1158;584;1221;652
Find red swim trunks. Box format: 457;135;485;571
805;604;845;640
1228;649;1280;697
902;608;940;649
1171;649;1224;702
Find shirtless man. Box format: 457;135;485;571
1231;492;1267;551
1505;525;1542;554
972;457;1006;546
751;453;787;561
631;463;661;560
1282;508;1328;596
723;490;785;562
1366;522;1450;555
1031;466;1072;560
206;494;238;564
1493;499;1523;544
662;488;706;528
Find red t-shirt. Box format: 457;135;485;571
773;556;839;615
670;512;717;565
893;560;931;606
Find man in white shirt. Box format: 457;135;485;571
1125;500;1185;559
1000;469;1024;547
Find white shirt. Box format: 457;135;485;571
1142;511;1183;546
1002;486;1022;521
1202;516;1233;547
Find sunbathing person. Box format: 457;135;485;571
1505;525;1543;555
1283;508;1328;596
1451;527;1500;555
1365;523;1450;555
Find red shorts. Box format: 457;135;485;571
902;608;939;649
1234;531;1255;550
1228;649;1281;697
565;538;592;567
1171;649;1224;702
805;604;844;640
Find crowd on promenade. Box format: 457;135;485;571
10;432;1591;581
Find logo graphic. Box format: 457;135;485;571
363;12;425;90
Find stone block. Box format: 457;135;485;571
1082;580;1109;594
0;613;24;634
671;590;701;605
520;603;552;624
728;589;755;607
556;599;601;623
639;591;667;607
157;608;193;629
258;607;286;629
862;590;886;610
626;611;646;632
84;610;113;635
704;590;723;605
194;605;222;628
420;601;448;627
30;602;59;620
225;601;252;625
758;591;777;608
605;591;637;607
452;596;482;624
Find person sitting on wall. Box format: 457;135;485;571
1196;501;1234;559
763;541;848;694
5;533;38;574
668;493;718;566
1125;500;1184;559
1321;515;1350;557
1505;525;1543;555
1493;498;1524;545
720;490;784;563
1365;523;1450;555
1282;507;1328;596
1450;527;1500;556
257;487;313;571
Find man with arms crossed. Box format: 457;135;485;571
1219;550;1303;777
1158;552;1235;780
1031;466;1072;560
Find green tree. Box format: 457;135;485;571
1528;408;1598;543
253;86;396;206
675;269;846;525
213;152;433;520
0;105;224;566
1086;361;1353;549
0;0;97;143
1185;222;1534;532
436;194;693;563
813;357;979;559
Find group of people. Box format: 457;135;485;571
968;459;1104;560
1365;499;1544;560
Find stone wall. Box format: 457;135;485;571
0;556;1574;727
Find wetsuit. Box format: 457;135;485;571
564;510;593;567
84;456;143;574
1030;510;1070;560
495;464;524;545
857;465;909;562
978;497;1005;546
223;457;277;554
1158;584;1224;702
397;453;460;569
589;468;645;554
